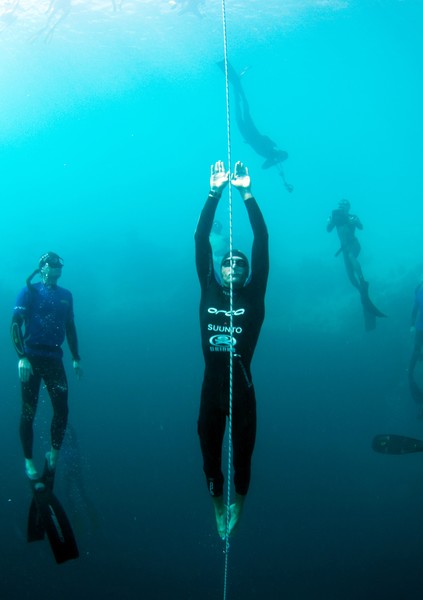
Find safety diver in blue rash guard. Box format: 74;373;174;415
327;199;386;331
11;252;82;480
195;161;269;539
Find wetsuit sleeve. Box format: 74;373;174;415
194;192;221;288
245;197;269;293
11;288;30;358
66;320;80;361
65;294;80;361
11;312;26;358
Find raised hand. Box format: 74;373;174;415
210;160;230;193
231;161;252;200
231;161;251;189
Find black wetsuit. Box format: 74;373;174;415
11;282;80;460
217;61;292;192
195;192;269;497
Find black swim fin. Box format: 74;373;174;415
359;282;386;318
27;457;79;564
372;434;423;455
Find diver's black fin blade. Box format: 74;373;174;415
27;496;45;542
28;458;79;563
372;434;423;455
360;283;386;318
41;492;79;564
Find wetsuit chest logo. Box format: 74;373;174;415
209;335;236;351
208;307;245;316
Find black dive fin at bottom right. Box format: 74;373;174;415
372;434;423;455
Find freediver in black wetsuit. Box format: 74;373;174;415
218;61;293;193
326;199;386;331
195;160;269;539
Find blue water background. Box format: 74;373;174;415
1;1;423;598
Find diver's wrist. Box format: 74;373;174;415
241;191;253;201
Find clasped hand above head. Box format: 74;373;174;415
210;160;252;200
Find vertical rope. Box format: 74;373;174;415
220;1;233;599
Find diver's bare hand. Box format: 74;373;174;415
232;161;252;200
210;160;229;195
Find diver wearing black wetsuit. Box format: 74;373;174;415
327;199;385;330
195;160;268;537
218;60;293;193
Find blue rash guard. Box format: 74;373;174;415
13;282;77;359
12;280;80;460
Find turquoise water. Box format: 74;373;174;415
1;2;423;598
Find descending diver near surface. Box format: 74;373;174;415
195;160;269;539
408;277;423;411
326;199;386;331
218;61;293;193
